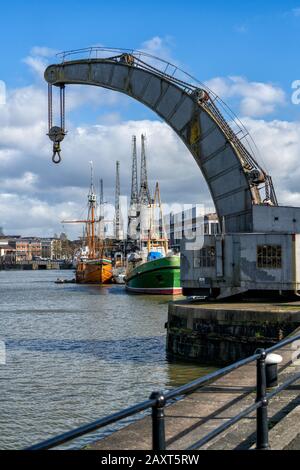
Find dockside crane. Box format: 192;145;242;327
139;134;152;207
114;161;123;240
127;136;139;240
45;48;300;299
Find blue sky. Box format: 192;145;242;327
1;0;299;115
1;1;300;236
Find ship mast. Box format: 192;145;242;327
98;178;104;239
147;182;168;255
61;161;98;259
87;161;97;258
96;178;106;257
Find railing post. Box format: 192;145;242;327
255;349;269;450
150;391;166;450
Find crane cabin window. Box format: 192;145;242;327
257;245;282;269
194;246;216;268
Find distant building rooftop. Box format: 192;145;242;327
0;235;21;240
205;213;219;221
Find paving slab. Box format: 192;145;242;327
88;334;300;450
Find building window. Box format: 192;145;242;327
257;245;282;269
194;246;216;268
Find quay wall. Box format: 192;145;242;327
167;301;300;364
0;261;72;270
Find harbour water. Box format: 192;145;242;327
0;270;213;449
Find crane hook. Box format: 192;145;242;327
47;84;66;165
48;127;65;164
52;141;62;164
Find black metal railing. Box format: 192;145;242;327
25;332;300;451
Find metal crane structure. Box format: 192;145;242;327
128;135;139;240
114;161;123;241
139;134;152;206
130;135;139;206
44;47;300;298
138;133;152;246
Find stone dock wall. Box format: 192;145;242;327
167;300;300;364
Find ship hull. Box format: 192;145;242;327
76;259;113;284
125;255;182;295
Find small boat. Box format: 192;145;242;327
114;272;126;284
55;278;76;284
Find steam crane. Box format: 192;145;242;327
130;136;139;206
45;47;300;298
114;161;123;240
139;134;151;206
138;134;152;246
128;135;140;240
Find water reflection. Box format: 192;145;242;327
0;270;214;449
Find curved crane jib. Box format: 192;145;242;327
44;55;274;233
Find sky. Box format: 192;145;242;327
0;0;300;237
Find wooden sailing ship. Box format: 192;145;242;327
63;163;113;284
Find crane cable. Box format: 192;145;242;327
47;84;66;164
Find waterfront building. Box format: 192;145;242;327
9;239;30;262
164;209;219;251
28;239;42;260
0;238;9;256
7;238;41;262
0;238;16;264
41;238;62;260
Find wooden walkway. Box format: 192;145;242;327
88;337;300;450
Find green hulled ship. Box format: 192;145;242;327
125;254;182;295
126;182;182;295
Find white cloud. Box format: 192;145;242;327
139;36;180;72
23;47;58;79
141;36;174;60
205;76;286;117
0;193;82;237
66;85;122;111
55;120;204;206
23;56;48;78
243;117;300;170
0;80;6;105
30;46;58;58
241;117;300;203
22;48;125;112
0;85;47;127
0;172;38;192
1;41;300;237
0;83;208;236
292;8;300;17
234;24;248;33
